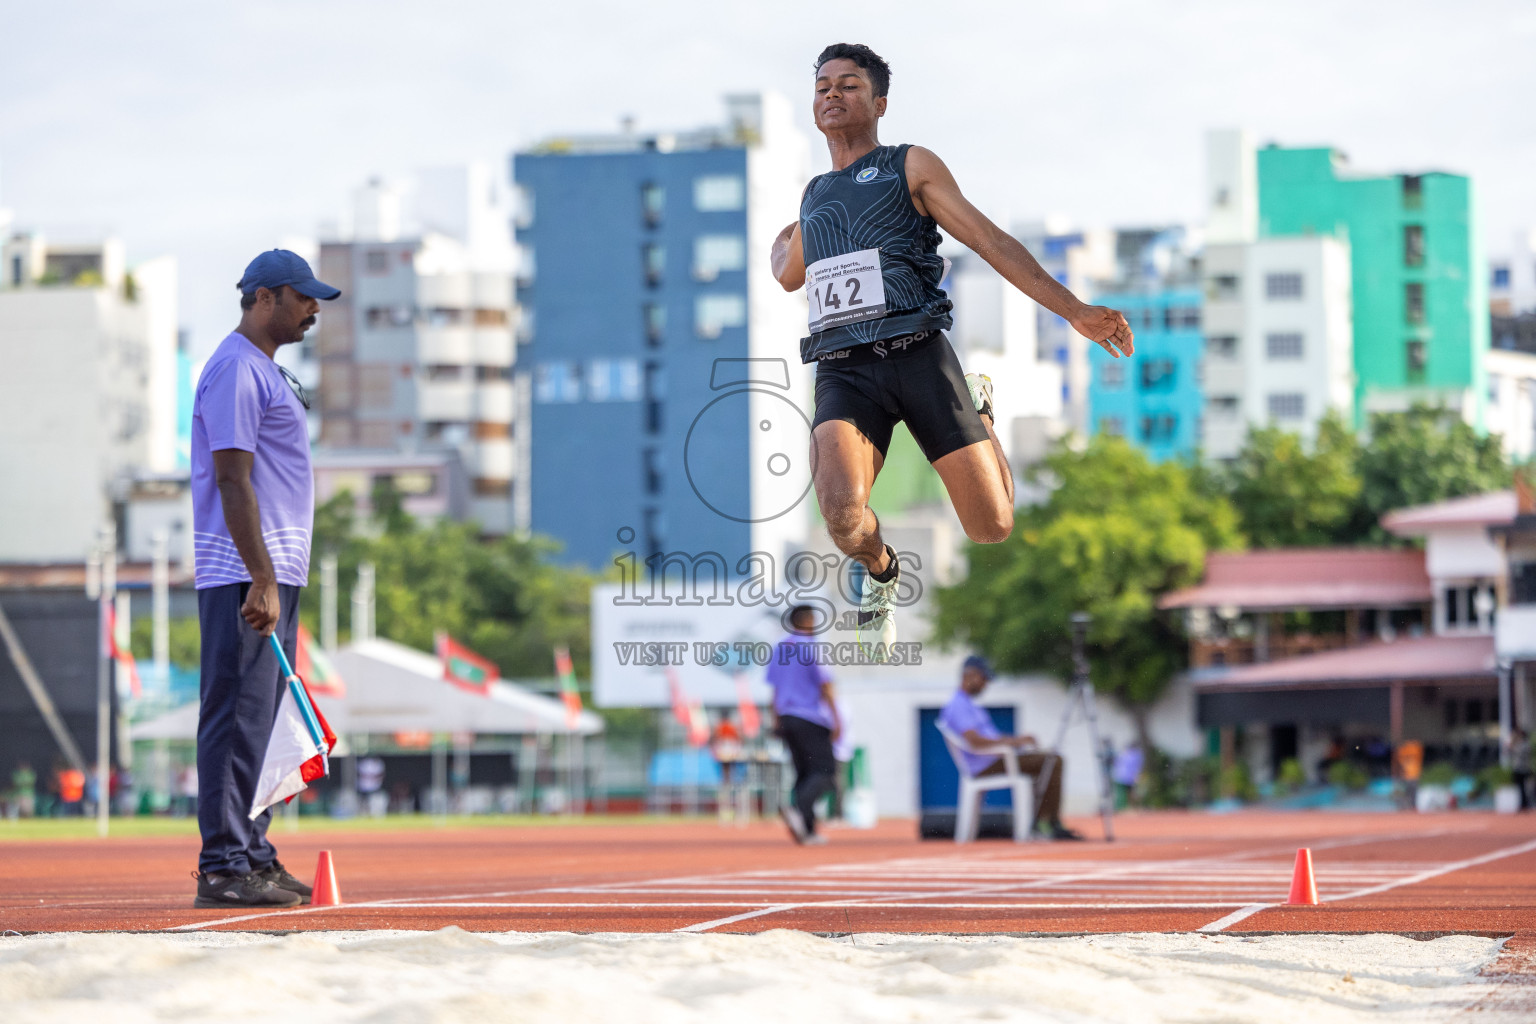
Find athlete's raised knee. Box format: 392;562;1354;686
817;489;868;544
964;505;1014;545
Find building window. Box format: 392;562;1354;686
474;308;509;327
1208;395;1240;416
644;360;665;434
1402;174;1423;209
1099;416;1124;437
1208;275;1240;301
1492;265;1511;289
644;303;666;346
694;175;745;212
10;254;22;286
1488;373;1502;406
586;358;641;402
1267;393;1304;420
366;305;416;328
1140;359;1176;391
1139;414;1177;442
364;250;390;275
426;364;465;382
1206;335;1238;358
642;243;665;287
1513;562;1536;605
475;365;512;382
1162;306;1201;330
693;235;746;281
533;362;582;403
1265;273;1303;300
1407;339;1427;376
641;182;665;227
1406;282;1425;324
695;294;747;338
642;447;663;495
1266;333;1304;360
1100;362;1125;388
1404;225;1425;268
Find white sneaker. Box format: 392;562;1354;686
802;833;828;846
857;546;899;662
964;372;994;421
779;805;808;844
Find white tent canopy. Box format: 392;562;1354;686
131;637;603;740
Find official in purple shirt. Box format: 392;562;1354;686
938;655;1083;840
189;250;340;909
766;604;843;844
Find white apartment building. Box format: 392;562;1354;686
0;231;179;562
1485;346;1536;462
1201;130;1354;460
310;164;520;533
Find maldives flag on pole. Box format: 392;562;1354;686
554;646;582;728
666;667;709;747
250;634;336;819
437;633;499;695
103;603;141;698
296;623;346;698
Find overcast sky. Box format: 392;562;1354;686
3;0;1532;359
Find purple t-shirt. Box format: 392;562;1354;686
765;634;834;729
938;690;1003;776
190;332;314;589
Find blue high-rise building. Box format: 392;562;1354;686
513;95;810;572
1088;287;1205;462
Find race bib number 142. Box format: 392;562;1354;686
806;248;887;334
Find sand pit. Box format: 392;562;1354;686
0;929;1511;1023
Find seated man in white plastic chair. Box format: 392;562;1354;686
938;655;1084;841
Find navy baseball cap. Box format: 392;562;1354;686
238;249;341;301
962;654;994;680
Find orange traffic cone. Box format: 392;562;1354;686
1286;847;1319;905
312;850;342;906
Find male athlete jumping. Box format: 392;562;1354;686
771;43;1135;654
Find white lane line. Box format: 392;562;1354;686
676;905;805;933
387;900;1251;911
1197;904;1274;933
1328;836;1536;901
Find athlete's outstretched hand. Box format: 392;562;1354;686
1070;304;1135;358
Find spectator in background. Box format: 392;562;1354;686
12;761;36;818
58;764;85;817
1395;739;1424;811
358;756;386;817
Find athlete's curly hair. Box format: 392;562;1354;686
814;43;891;98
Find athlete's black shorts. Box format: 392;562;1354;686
811;330;990;462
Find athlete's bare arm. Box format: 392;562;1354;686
771;221;806;291
905;146;1134;358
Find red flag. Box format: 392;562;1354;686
666;667;708;746
104;603;141;698
554;645;581;728
734;673;761;739
296;623;346;697
436;632;500;695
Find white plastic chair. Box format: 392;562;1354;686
936;719;1037;843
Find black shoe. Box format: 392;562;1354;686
192;870;303;909
254;859;313;904
1045;822;1087;841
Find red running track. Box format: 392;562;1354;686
2;811;1534;940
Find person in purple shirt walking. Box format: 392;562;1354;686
189;250;340;908
938;655;1084;840
766;605;843;844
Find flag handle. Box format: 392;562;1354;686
268;633;327;755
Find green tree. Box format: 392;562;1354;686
1224;412;1362;547
933;437;1241;740
303;491;597;680
1355;404;1511;536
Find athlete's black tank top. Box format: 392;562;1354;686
798;143;953;363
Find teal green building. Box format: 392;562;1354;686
1257;146;1487;428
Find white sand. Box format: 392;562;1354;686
0;929;1511;1023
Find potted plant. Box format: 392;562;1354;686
1417;762;1458;812
1477;765;1520;814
